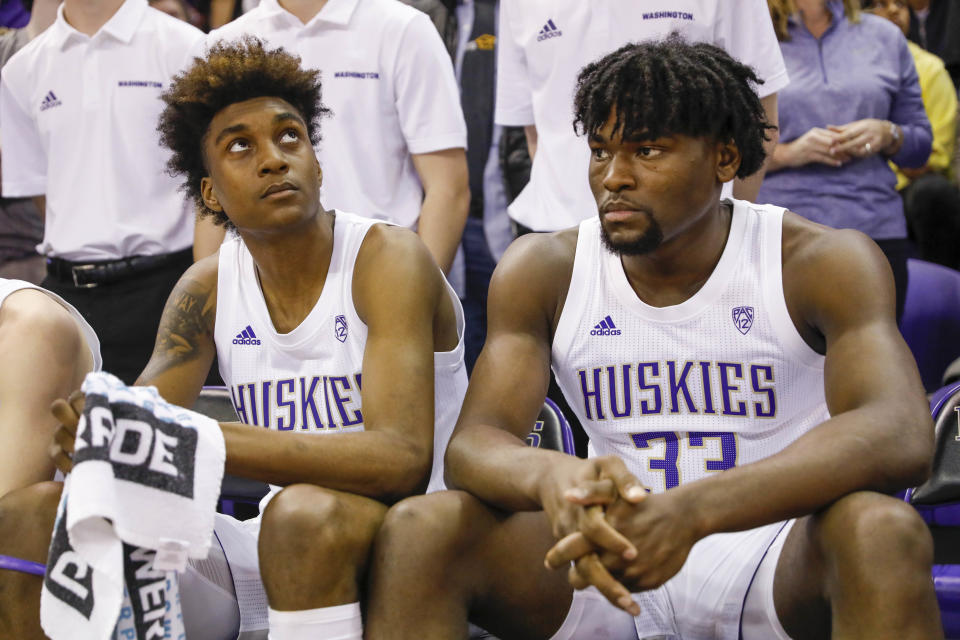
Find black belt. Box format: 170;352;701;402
46;248;191;289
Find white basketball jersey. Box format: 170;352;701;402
553;200;830;494
214;211;468;494
0;278;102;370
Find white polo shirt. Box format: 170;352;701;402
496;0;790;232
210;0;467;230
0;0;204;261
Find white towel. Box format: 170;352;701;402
41;372;226;640
112;543;186;640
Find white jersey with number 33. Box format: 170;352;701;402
552;200;830;493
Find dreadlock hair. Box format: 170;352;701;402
157;36;331;226
572;35;775;179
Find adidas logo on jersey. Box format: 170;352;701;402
233;325;261;345
536;19;562;41
40;90;62;112
590;315;621;336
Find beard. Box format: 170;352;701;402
599;213;664;256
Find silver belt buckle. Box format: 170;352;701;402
71;264;99;288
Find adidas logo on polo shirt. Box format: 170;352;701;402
233;325;261;345
536;19;562;42
590;315;621;336
39;91;62;111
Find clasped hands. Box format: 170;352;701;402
788;118;896;168
540;456;698;616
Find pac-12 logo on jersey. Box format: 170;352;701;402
335;315;348;343
732;306;755;335
233;325;261;345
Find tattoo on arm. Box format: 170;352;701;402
139;277;216;381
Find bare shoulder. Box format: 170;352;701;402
496;227;579;275
135;254;219;388
356;222;441;283
169;252;220;319
353;223;446;319
781;211;891;282
781;211;896;344
155;253;219;354
488;227;580;335
183;251;220;283
359;221;433;259
493;227;579;292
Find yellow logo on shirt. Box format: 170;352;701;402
475;34;496;50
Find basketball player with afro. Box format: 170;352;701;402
363;37;942;639
0;37;467;639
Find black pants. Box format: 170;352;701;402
461;218;498;374
902;173;960;272
43;251;193;385
874;237;916;326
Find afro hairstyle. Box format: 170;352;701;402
157;36;331;226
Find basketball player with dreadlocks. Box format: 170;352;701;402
363;37;942;640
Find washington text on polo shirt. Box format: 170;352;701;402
333;71;379;79
208;0;466;230
0;0;206;261
118;80;164;88
641;11;695;20
494;0;790;232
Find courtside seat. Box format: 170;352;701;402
900;259;960;392
191;385;239;422
906;381;960;637
936;564;960;639
191;387;578;519
525;397;577;455
944;357;960;387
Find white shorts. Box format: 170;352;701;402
180;514;269;640
550;520;795;640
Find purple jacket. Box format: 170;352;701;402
757;2;932;239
